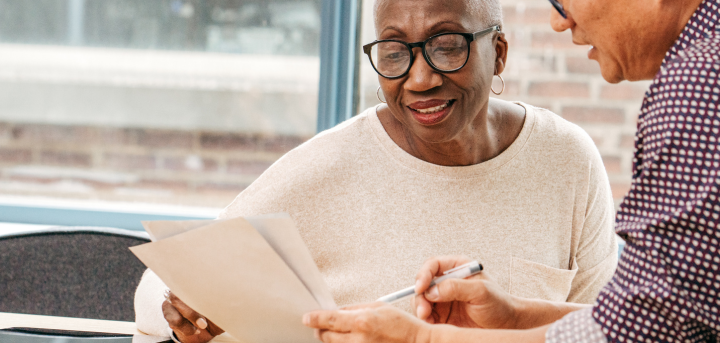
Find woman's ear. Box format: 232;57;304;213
494;32;509;75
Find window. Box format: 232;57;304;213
0;0;321;209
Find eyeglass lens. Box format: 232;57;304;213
369;34;469;78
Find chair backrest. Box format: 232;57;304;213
0;227;150;322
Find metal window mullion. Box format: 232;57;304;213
317;0;362;133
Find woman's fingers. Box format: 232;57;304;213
167;292;207;331
162;299;199;336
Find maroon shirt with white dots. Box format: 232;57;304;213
591;0;720;341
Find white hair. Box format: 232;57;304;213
374;0;503;30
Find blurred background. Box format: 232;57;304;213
0;0;646;209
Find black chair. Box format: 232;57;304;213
0;227;150;322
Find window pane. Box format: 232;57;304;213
0;0;321;208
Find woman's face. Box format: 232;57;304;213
375;0;507;144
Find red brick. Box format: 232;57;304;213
0;123;11;142
532;31;582;50
259;135;308;153
619;134;636;149
227;160;274;175
503;6;552;25
0;148;32;164
600;83;648;101
588;134;604;147
602;155;622;173
196;182;247;194
134;129;194;149
491;79;521;98
528;82;589;98
163;156;218;172
562;107;625;124
611;182;631;199
40;151;92;167
13;124;129;146
566;57;601;74
200;132;258;151
136;179;189;191
104;154;156;170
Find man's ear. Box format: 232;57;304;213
494;32;508;74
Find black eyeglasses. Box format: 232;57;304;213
548;0;567;18
362;25;501;79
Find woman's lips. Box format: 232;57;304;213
407;100;455;126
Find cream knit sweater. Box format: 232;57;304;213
135;103;618;336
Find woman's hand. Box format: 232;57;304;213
303;302;432;343
413;256;520;330
162;290;225;343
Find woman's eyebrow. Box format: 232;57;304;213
427;20;467;33
379;25;406;37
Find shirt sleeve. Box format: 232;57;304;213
566;140;618;304
134;269;171;337
546;307;608;343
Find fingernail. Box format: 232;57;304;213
196;317;207;330
195;328;201;335
302;314;309;325
415;280;422;293
425;286;439;300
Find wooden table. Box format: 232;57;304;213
0;312;239;342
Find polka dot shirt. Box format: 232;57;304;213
590;0;720;341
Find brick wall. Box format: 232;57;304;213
0;122;307;207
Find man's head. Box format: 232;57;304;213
549;0;705;83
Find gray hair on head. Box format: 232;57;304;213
374;0;503;29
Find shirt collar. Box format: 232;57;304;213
662;0;719;65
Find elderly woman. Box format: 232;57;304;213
134;0;618;341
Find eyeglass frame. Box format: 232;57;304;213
362;25;501;80
547;0;568;19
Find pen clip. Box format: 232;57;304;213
442;261;478;275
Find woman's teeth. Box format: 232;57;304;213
412;101;450;114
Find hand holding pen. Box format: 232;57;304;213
412;256;521;329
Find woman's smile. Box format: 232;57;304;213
407;99;456;125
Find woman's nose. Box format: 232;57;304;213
403;49;443;92
550;8;575;32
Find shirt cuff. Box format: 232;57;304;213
546;307;607;343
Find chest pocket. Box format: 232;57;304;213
509;257;578;302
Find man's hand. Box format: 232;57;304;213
162;290;225;343
303;302;432;343
413;256;520;329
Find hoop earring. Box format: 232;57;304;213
491;74;505;95
376;86;387;104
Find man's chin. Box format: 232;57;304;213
598;62;626;84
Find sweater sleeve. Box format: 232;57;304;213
566;141;618;304
134;269;171;337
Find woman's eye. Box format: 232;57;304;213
383;52;406;60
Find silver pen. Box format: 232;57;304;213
377;261;483;303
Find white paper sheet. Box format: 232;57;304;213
131;215;335;343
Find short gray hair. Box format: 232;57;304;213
374;0;503;30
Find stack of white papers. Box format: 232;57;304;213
130;214;336;343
